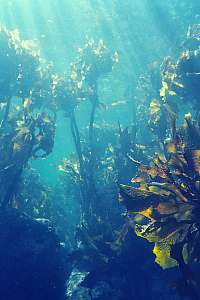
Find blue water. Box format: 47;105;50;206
0;1;200;299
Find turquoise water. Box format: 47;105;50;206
0;1;200;299
0;0;196;184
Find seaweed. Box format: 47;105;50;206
159;24;200;113
0;26;56;208
119;25;200;299
55;39;118;222
1;17;199;300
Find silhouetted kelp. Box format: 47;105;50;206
55;40;119;223
0;26;56;208
160;24;200;112
52;40;158;298
0;26;70;300
120;25;200;300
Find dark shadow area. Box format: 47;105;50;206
0;208;68;300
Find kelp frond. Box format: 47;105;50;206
120;115;200;269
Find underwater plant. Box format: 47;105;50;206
55;39;118;221
0;26;69;300
120;114;200;297
0;26;56;208
159;24;200;112
119;25;200;300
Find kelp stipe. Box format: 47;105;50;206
55;39;118;222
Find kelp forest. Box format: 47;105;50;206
0;1;200;300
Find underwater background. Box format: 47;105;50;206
0;1;200;299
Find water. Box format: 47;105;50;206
0;1;200;299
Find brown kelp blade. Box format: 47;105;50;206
119;184;167;212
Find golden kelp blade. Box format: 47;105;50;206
149;99;160;114
152;223;191;269
131;176;146;183
139;207;155;221
148;185;170;196
166;142;176;153
153;242;177;269
160;81;168;97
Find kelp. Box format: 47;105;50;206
55;40;118;221
0;27;56;208
159;24;200;112
119;27;200;284
120;113;200;271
